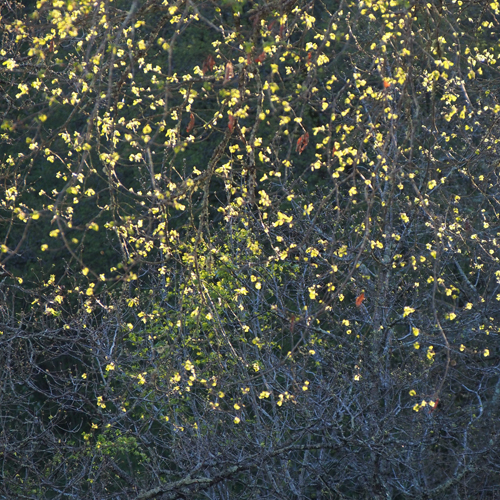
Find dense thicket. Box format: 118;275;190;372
1;0;500;498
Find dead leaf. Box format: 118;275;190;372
186;113;195;134
223;61;234;84
296;132;309;154
202;54;215;74
254;52;266;63
430;398;439;414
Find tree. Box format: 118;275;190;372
1;0;500;498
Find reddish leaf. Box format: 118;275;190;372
430;398;439;414
355;293;365;307
254;51;266;63
223;61;234;84
296;132;309;154
202;54;215;74
186;113;195;134
228;114;236;132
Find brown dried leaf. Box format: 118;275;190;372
296;132;309;154
355;293;365;307
254;52;266;63
202;54;215;74
186;113;195;134
223;61;234;84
